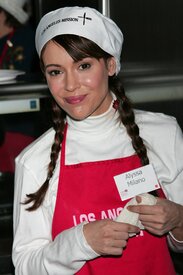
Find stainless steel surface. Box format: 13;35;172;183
102;0;110;17
122;63;183;103
0;83;49;100
0;75;49;114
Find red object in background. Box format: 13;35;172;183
0;131;34;172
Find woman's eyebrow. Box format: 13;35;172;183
45;64;61;69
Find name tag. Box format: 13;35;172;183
114;164;160;201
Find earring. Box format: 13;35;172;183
112;99;119;110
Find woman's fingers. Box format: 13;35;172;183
83;219;140;255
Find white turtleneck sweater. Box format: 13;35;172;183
12;101;183;275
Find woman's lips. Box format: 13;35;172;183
65;95;86;104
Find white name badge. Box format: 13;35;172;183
114;164;160;201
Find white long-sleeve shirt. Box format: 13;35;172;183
13;102;183;275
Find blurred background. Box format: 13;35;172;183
0;0;182;274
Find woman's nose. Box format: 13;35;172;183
65;71;79;92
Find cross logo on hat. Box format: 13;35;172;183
78;12;92;25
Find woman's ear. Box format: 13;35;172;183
107;57;116;76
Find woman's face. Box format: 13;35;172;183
42;40;116;120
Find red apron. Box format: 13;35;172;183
52;125;175;275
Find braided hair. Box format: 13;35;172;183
24;34;150;211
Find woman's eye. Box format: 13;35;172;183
47;70;62;76
79;63;91;70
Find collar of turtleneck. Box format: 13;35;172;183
66;95;120;134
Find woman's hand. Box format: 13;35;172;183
83;219;140;256
127;197;183;239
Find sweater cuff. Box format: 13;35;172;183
77;222;100;259
167;232;183;252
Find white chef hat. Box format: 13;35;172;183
0;0;29;24
35;6;123;74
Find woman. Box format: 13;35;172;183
12;6;183;275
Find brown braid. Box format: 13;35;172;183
109;75;149;166
24;100;66;211
111;78;157;197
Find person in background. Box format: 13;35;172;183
0;0;36;72
12;6;183;275
0;0;39;173
0;0;37;174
